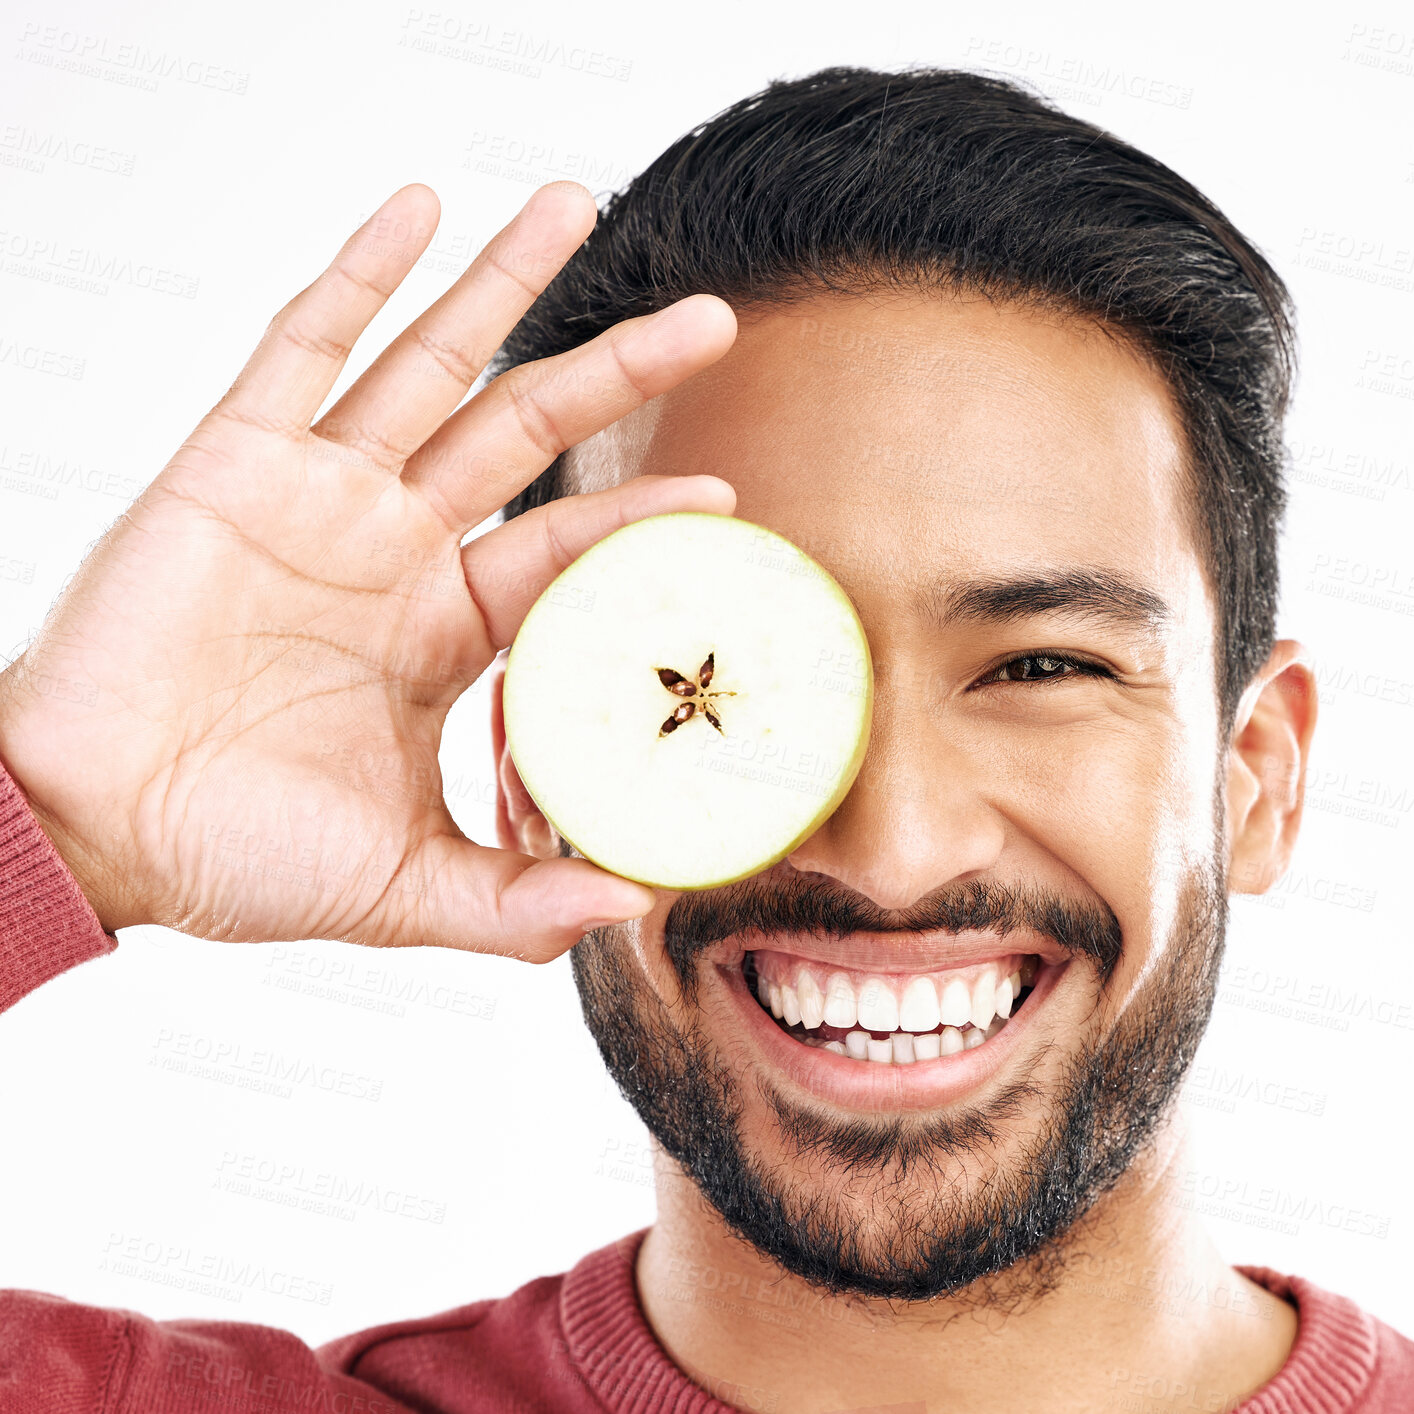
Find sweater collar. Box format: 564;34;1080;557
1228;1263;1376;1414
559;1230;1378;1414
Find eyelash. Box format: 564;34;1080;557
975;652;1114;688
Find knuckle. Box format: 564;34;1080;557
605;330;656;403
483;247;543;302
210;399;306;439
329;257;397;303
539;502;578;571
322;415;410;468
502;374;567;461
410;326;483;387
270;310;352;364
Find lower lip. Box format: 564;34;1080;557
717;955;1069;1112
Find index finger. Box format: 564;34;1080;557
403;293;738;535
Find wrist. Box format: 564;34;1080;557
0;666;139;933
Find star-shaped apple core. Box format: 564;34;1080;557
653;651;738;737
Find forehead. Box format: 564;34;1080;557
571;288;1208;637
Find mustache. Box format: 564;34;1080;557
662;872;1123;996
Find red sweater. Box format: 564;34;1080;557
0;763;1410;1413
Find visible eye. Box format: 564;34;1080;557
975;652;1114;687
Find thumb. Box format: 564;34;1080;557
368;830;657;962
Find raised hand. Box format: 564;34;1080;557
0;182;737;961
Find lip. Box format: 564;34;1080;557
716;951;1070;1112
703;930;1073;976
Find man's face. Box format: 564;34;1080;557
542;290;1232;1302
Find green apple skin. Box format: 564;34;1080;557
502;512;874;892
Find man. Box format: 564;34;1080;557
0;64;1407;1413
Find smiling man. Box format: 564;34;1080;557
0;64;1408;1414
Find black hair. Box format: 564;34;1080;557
491;64;1296;740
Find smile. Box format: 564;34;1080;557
712;936;1073;1111
744;951;1041;1062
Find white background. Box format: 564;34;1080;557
1;0;1412;1349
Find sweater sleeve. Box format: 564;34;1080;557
0;756;118;1013
0;1288;418;1412
0;770;427;1413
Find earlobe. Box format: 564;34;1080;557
1225;640;1319;896
488;657;561;858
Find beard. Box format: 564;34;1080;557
568;818;1228;1307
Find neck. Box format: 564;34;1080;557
636;1115;1297;1414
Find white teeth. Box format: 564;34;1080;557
899;975;941;1032
856;977;899;1032
939;977;971;1027
799;1017;1014;1065
753;953;1038;1062
970;972;996;1030
797;970;826;1030
781;983;802;1027
994;974;1014;1019
823;972;857;1029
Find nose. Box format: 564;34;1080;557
786;678;1006;911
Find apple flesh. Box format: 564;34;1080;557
501;512;874;891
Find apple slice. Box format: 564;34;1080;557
501;511;873;891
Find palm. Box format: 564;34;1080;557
93;427;474;945
0;183;737;959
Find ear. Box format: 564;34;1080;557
1225;639;1319;895
489;655;561;859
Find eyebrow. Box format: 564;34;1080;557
918;568;1174;636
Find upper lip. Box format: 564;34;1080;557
705;930;1074;975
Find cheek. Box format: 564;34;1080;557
972;714;1215;1004
973;713;1167;864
